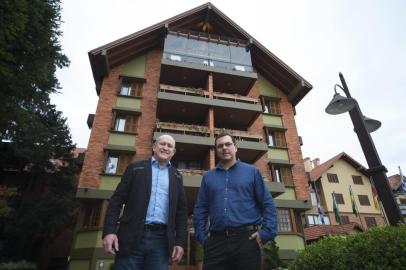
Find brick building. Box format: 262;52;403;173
69;3;313;269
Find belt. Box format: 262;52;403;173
210;225;259;237
144;223;167;231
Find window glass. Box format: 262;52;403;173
277;209;292;232
114;117;126;132
120;83;131;96
208;42;230;62
310;192;318;206
105;155;119;174
230;45;252;65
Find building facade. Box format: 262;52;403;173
70;3;313;269
304;152;385;241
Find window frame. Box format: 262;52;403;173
352;175;364;185
327;173;339;183
358;194;371;206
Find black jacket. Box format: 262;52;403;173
102;158;188;256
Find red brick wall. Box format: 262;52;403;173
279;88;309;201
248;80;272;180
78;66;122;188
134;49;162;160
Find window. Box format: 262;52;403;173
112;114;138;133
105;154;132;175
262;97;281;114
120;83;132;96
105;155;119;174
310;191;318;206
327;173;339;183
82;201;102;228
273;167;294;185
365;217;377;228
277;209;292;232
352;175;363;185
307;214;330;226
334;193;345;204
266;129;287;147
269;100;281;114
358;195;371;206
340;215;350;224
114;116;126;132
119;82;142;96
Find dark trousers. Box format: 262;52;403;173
203;231;261;270
114;230;169;270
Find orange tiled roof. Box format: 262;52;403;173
309;152;368;181
304;223;364;241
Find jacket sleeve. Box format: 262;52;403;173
174;173;188;249
102;164;134;238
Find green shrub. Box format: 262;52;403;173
289;224;406;270
262;240;287;270
0;260;36;270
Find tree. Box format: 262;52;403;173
0;0;77;264
0;0;69;136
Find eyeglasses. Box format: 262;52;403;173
216;142;234;149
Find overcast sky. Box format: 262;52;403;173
53;0;406;176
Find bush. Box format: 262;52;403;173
0;260;36;270
263;240;287;270
289;224;406;270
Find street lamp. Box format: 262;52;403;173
325;72;403;226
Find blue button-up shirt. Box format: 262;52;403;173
145;157;170;224
193;161;277;243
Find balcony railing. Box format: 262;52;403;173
214;128;263;142
160;84;209;97
156;121;210;136
159;84;259;104
178;168;206;176
213;91;259;104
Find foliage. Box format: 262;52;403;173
262;240;287;270
0;260;36;270
0;0;69;139
0;0;76;263
289;225;406;270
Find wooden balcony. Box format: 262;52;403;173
214;128;263;142
159;84;259;104
156;121;210;136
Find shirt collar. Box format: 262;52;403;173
215;159;240;170
151;156;172;168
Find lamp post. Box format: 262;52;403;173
325;72;403;226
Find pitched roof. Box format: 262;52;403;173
304;222;364;242
309;152;368;182
88;2;312;105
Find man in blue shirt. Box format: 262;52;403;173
193;133;277;270
103;135;187;270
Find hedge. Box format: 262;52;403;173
289;224;406;270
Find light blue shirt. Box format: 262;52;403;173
145;157;170;224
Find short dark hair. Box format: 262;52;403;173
214;132;236;147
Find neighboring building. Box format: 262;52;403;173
304;223;363;244
71;3;314;269
303;152;385;242
388;173;406;221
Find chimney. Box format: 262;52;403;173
304;157;313;172
312;158;320;168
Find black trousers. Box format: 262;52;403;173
203;230;261;270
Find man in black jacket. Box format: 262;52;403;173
103;134;188;270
